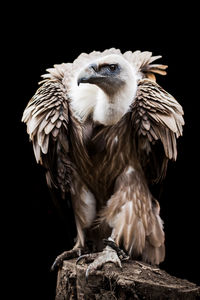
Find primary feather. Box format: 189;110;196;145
22;48;184;264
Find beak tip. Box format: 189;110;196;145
77;77;84;86
77;77;89;86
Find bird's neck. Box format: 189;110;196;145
93;84;136;126
69;82;137;126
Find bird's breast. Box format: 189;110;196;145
74;118;135;205
70;113;136;207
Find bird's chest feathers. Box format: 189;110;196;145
70;110;134;200
81;117;132;172
82;122;117;158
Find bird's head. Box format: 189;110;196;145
77;54;137;97
73;54;138;126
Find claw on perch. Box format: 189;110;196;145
82;246;123;283
51;247;83;271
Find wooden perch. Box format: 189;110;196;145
55;256;200;300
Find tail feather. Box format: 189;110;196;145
142;239;165;265
148;214;165;248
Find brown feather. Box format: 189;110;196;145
131;78;184;186
22;79;71;197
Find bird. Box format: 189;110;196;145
22;48;184;276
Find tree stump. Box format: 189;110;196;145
55;256;200;300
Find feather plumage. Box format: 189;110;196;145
22;48;184;266
131;78;184;183
22;79;71;196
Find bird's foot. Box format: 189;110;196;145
51;247;86;271
103;238;129;261
76;238;129;283
85;247;122;282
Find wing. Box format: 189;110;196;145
22;78;71;196
21;73;77;235
131;78;184;184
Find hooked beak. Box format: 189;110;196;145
77;63;104;86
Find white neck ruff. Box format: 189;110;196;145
69;75;137;126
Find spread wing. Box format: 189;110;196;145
131;78;184;184
22;78;71;196
21;75;75;234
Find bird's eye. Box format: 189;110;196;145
109;64;118;71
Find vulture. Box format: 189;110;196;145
22;48;184;275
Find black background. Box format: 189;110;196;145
6;3;199;300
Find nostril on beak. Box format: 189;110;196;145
89;63;98;72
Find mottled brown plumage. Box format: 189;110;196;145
22;48;184;268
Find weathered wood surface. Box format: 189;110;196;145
55;256;200;300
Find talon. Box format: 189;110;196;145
76;253;97;265
76;254;88;265
51;248;84;271
85;265;92;283
51;258;62;272
50;251;68;271
50;261;57;272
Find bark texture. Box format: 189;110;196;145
55;257;200;300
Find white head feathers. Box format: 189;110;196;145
69;54;139;125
